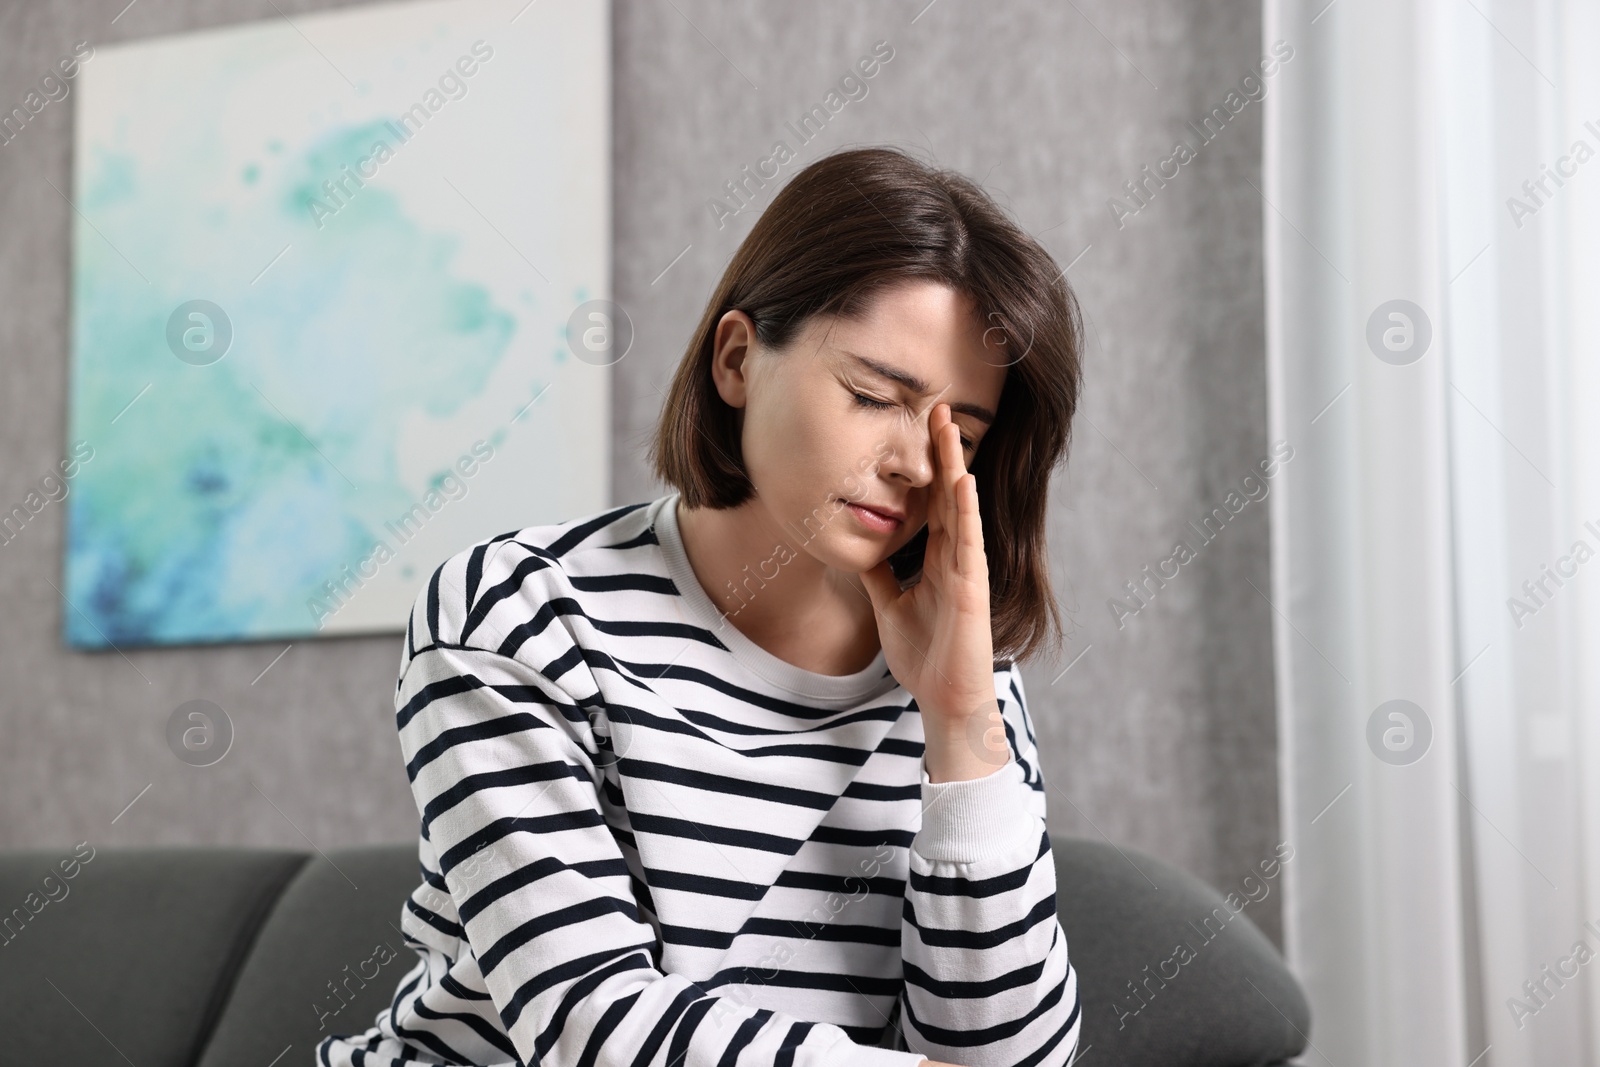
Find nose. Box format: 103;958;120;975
875;406;935;487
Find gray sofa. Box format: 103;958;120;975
0;838;1310;1066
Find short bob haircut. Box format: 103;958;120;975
650;145;1083;667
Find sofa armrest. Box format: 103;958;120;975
1052;836;1311;1066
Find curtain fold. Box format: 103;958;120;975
1263;0;1599;1064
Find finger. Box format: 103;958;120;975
931;407;962;573
956;472;987;581
938;411;962;543
925;402;950;542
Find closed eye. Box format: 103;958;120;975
852;391;975;451
851;390;893;411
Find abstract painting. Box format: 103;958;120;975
62;0;610;648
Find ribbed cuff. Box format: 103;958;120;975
915;757;1038;864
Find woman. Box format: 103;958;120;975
319;146;1083;1067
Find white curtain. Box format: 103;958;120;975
1263;0;1600;1064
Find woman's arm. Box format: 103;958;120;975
860;405;1081;1064
896;664;1082;1066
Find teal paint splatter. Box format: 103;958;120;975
65;117;517;649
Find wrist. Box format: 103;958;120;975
916;689;997;725
921;698;1008;783
922;729;1011;783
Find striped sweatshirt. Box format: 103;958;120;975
317;492;1080;1067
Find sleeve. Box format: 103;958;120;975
396;552;928;1067
899;662;1082;1066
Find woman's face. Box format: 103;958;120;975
710;279;1009;575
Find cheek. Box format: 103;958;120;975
741;387;829;498
742;389;884;506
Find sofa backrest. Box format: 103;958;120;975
0;843;415;1067
0;846;313;1064
0;837;1309;1066
193;845;422;1067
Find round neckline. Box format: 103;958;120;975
651;492;895;706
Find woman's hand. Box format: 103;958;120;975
860;402;1009;783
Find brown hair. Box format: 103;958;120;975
650;145;1083;666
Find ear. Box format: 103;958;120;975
709;310;757;409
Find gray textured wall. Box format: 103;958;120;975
0;0;1281;948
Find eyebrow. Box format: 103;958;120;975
840;352;997;425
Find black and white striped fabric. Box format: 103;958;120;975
317;492;1080;1067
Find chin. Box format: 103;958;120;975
806;535;888;576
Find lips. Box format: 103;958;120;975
851;501;906;522
841;499;905;532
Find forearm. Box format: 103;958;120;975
903;672;1082;1066
903;771;1078;1064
